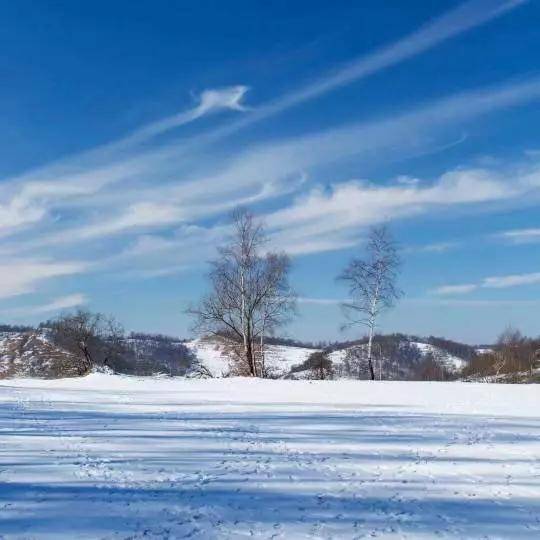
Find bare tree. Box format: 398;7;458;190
188;209;296;377
494;326;523;378
338;226;401;380
45;309;125;375
307;351;333;380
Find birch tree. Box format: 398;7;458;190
189;209;296;377
338;226;401;380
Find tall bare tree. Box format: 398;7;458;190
189;209;296;377
338;226;401;380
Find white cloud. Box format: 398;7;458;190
297;297;346;305
1;31;540;289
0;86;248;240
51;202;186;243
407;297;540;307
123;265;190;279
0;1;526;245
65;146;540;267
482;271;540;288
0;1;530;308
395;175;421;186
3;72;540;255
0;260;87;299
432;284;479;295
496;227;540;243
114;86;248;148
227;0;526;127
4;73;540;279
432;270;540;296
7;294;88;316
264;157;537;255
403;241;461;254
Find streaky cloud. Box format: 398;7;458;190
112;85;249;149
483;271;540;288
215;0;527;133
432;270;540;296
0;260;87;299
432;284;479;296
5;293;88;317
495;227;540;243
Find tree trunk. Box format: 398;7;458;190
366;325;375;381
259;330;265;379
366;287;379;381
245;329;255;376
80;345;94;375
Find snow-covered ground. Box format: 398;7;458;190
0;375;538;539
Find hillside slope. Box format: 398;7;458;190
0;330;475;380
0;331;79;378
188;335;472;379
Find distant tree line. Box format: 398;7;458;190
463;327;540;382
0;323;35;333
128;332;189;344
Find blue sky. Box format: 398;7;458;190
1;0;540;344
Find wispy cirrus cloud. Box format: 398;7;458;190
110;86;249;150
297;297;347;305
99;77;540;257
432;271;540;296
3;75;540;274
5;293;88;317
0;260;87;299
221;0;527;128
0;1;525;244
264;154;540;255
431;284;479;296
0;86;249;238
0;0;533;300
483;272;540;288
403;241;462;254
407;297;540;307
495;227;540;243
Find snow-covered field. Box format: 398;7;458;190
0;375;539;539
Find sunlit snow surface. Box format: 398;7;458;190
0;375;539;539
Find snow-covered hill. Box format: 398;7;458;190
0;330;473;380
0;330;78;378
411;341;466;371
0;331;194;379
186;335;471;379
